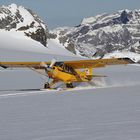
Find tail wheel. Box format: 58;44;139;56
44;82;50;89
66;83;74;88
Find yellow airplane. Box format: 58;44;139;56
0;58;134;89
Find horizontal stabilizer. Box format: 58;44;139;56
92;74;107;77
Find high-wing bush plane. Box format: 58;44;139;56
0;58;134;89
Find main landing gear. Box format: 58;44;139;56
66;83;74;88
44;81;74;89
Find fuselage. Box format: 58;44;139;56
47;66;93;83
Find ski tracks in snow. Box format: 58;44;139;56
0;82;139;99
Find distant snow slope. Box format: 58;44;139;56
104;51;140;62
0;30;79;61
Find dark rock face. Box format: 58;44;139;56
0;4;49;46
113;10;130;24
53;9;140;58
25;28;47;46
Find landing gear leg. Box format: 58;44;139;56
66;83;74;88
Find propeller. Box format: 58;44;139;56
40;58;56;69
49;58;56;68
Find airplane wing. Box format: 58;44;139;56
0;58;134;69
0;61;51;69
63;58;135;69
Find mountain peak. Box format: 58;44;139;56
7;3;18;9
0;4;49;46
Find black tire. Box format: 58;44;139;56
66;83;74;88
44;82;50;89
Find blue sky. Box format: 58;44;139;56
1;0;140;29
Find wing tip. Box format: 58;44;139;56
118;57;135;64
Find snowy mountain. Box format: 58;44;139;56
53;9;140;61
0;30;78;62
0;4;79;62
1;4;140;62
0;4;49;46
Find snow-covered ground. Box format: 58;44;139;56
0;64;140;140
0;26;140;140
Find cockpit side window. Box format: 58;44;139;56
54;62;75;74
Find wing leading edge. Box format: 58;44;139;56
0;58;134;69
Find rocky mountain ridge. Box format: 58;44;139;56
53;9;140;59
1;4;140;61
